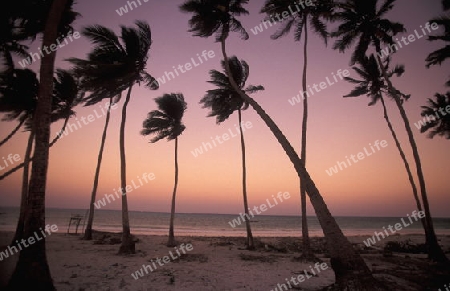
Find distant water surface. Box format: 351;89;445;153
0;207;449;237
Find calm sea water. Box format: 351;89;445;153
1;207;449;237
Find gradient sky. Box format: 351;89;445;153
0;0;449;217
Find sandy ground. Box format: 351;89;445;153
0;231;449;291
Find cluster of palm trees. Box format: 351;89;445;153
1;0;449;290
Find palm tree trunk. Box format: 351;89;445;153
118;85;135;254
300;18;312;259
238;108;254;250
11;129;35;244
7;0;68;289
220;38;385;290
0;117;26;147
379;96;426;231
167;137;179;247
49;115;70;147
84;99;113;240
375;52;447;263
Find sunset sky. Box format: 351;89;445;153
0;0;449;217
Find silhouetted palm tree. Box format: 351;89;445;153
260;0;334;258
180;1;384;288
8;0;74;289
201;56;263;250
332;0;448;263
67;20;159;253
420;92;450;139
141;93;187;247
344;54;426;230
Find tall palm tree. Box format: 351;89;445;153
420;92;450;139
8;0;72;289
332;0;448;263
180;1;385;288
11;69;80;244
260;0;334;259
343;54;426;231
201;56;264;250
67;20;159;253
141;93;187;247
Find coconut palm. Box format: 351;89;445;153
67;20;159;253
8;0;73;289
343;54;427;231
420;92;450;139
9;68;80;244
260;0;334;258
141;93;187;247
180;1;384;288
201;56;264;250
332;0;448;263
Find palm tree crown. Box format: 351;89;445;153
67;20;158;106
260;0;334;42
180;0;249;42
332;0;405;64
201;56;263;123
420;92;450;139
141;93;187;142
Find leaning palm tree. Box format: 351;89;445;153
10;68;80;244
343;55;426;231
180;1;385;288
201;56;264;250
67;20;159;253
420;92;450;139
8;0;73;289
332;0;448;263
260;0;334;258
141;93;187;247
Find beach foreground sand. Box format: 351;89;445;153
0;231;449;291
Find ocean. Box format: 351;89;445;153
1;207;449;237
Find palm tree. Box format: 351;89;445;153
67;20;159;253
426;0;450;72
420;92;450;139
11;69;80;244
260;0;334;259
201;56;264;250
332;0;448;263
141;93;187;247
343;54;426;231
8;0;72;289
180;1;385;288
